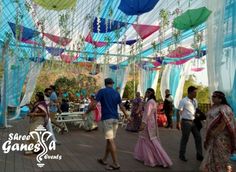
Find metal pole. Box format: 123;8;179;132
133;62;135;99
1;39;10;128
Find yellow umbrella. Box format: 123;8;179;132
33;0;77;11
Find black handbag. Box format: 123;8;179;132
194;108;206;131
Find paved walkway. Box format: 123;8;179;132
0;118;235;172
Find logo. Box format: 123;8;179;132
2;125;62;167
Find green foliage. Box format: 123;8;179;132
53;75;99;98
55;77;76;91
183;75;210;103
123;80;138;99
155;74;210;103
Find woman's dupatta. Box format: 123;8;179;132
205;105;236;153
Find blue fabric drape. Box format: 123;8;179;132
0;0;45;125
108;66;127;89
169;66;181;98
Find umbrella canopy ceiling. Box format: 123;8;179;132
173;7;212;30
0;0;207;65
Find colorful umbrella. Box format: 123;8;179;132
29;57;45;63
173;7;212;30
169;58;191;65
167;47;194;58
191;67;205;72
118;0;160;15
60;54;79;63
33;0;77;11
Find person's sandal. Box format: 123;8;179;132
105;164;120;170
97;158;108;165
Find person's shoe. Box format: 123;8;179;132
197;155;204;161
97;158;108;165
60;127;65;135
179;156;188;162
56;141;61;145
24;150;34;155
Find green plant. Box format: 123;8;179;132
123;80;138;99
183;75;210;103
59;13;70;37
159;9;170;29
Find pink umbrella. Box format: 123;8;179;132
152;61;162;67
191;67;205;72
169;58;191;65
151;67;162;71
85;33;108;47
60;54;79;63
43;33;72;46
167;47;194;58
21;39;39;45
132;24;160;39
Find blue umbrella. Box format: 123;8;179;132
93;17;126;33
29;57;45;63
109;65;120;70
118;0;160;15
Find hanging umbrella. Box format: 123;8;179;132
60;54;79;63
167;47;194;58
191;67;205;72
118;0;160;15
173;7;212;30
29;57;45;63
33;0;77;11
169;58;191;65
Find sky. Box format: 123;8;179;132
189;57;209;86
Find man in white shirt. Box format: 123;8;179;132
177;86;203;162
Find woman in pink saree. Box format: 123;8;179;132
134;88;173;167
200;91;236;172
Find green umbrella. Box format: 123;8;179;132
33;0;77;11
173;7;212;30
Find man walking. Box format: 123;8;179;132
94;78;128;170
178;86;203;162
49;85;64;134
162;89;174;128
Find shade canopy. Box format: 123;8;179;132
173;7;212;30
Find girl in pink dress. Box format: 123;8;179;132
134;88;173;167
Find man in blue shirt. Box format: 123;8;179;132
49;85;64;134
93;78;128;170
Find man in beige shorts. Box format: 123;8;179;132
92;78;128;170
